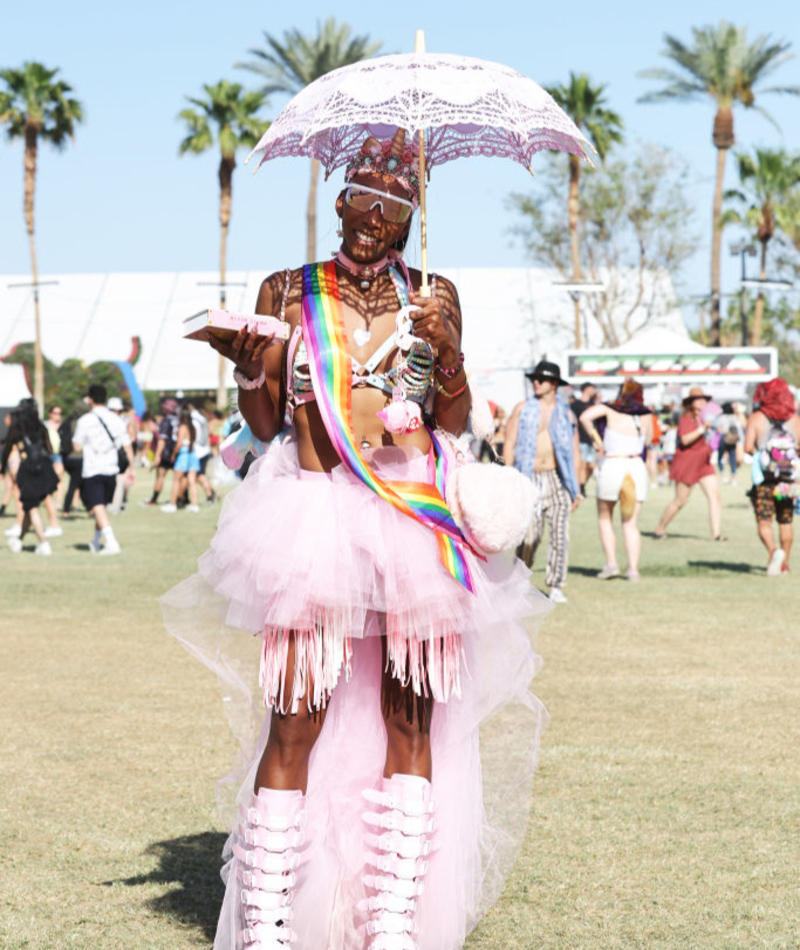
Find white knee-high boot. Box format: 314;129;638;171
360;773;435;950
232;788;306;949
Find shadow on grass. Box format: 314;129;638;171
687;559;758;574
642;530;693;540
644;560;758;577
106;831;227;940
565;565;601;578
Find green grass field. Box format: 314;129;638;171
1;475;798;949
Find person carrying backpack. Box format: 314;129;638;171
715;402;743;485
2;399;59;555
744;377;800;576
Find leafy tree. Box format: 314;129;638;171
511;145;698;346
545;73;624;346
721;149;800;344
238;18;382;262
709;295;800;385
0;62;83;414
638;21;800;346
179;80;269;409
775;188;800;255
1;343;128;417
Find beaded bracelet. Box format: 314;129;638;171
233;366;266;391
435;351;465;378
435;378;469;400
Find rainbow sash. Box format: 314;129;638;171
301;261;476;593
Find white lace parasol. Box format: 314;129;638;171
246;52;592;175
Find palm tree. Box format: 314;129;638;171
545;73;624;347
721;149;800;344
638;22;800;346
0;62;83;414
238;17;382;262
179;80;269;410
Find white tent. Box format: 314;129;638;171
612;326;705;354
1;267;688;414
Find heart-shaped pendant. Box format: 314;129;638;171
353;327;371;347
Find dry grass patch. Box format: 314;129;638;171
1;479;798;948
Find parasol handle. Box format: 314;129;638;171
415;30;431;297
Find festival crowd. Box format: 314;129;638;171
2;134;798;950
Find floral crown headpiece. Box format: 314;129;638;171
344;130;421;208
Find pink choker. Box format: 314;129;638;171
334;249;393;289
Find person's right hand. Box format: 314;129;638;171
208;327;275;380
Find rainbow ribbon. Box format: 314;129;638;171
301;262;476;593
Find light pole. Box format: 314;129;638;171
8;279;60;415
729;241;757;346
552;280;605;348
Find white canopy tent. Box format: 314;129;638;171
565;326;778;404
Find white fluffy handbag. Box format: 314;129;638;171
437;426;538;558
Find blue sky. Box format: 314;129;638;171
1;0;798;324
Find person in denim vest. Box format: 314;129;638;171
504;360;581;604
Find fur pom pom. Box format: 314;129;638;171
447;462;537;556
377;400;422;435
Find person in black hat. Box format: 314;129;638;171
504;360;581;604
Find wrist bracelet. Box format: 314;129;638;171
233;366;266;391
435;378;470;400
435;351;465;378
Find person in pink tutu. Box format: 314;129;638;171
162;130;549;950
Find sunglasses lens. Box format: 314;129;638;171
346;187;412;224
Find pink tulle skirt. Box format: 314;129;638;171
161;436;550;950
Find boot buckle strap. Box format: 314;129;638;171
366;911;417;935
370;853;427;880
362;788;434;817
370;831;430;859
362;873;424;900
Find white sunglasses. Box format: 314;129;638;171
345;184;414;224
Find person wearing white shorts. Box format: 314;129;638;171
596;454;648;504
580;378;654;581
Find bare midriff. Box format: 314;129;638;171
294;395;432;472
533;424;556;473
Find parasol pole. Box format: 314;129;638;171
414;29;431;297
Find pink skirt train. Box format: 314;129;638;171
160;436;550;950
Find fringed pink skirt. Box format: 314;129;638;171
161;435;551;950
198;440;521;711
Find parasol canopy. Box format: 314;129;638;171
246;51;593;175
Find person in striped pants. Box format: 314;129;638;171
504;361;582;603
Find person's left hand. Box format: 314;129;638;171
408;290;459;362
571;495;582;512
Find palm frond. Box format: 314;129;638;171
639;22;798;114
0;61;83;145
237;18;382;97
545;72;623;162
177;81;270;159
